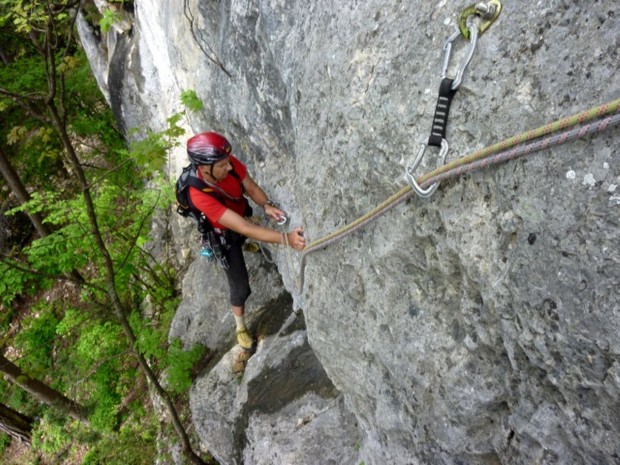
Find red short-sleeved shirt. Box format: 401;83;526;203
188;155;248;230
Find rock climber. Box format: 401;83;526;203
186;131;305;351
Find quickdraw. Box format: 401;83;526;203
406;1;502;198
294;100;620;296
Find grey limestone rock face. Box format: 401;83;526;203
79;1;620;464
168;246;284;351
190;325;361;465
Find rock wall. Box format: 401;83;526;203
78;1;620;464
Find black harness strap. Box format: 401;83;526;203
186;167;248;230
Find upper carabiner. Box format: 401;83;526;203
440;24;479;90
458;0;502;40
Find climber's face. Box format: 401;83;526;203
199;157;232;182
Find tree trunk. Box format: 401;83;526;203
43;17;208;463
0;403;33;445
0;43;9;64
0;147;50;238
0;353;88;423
0;147;85;284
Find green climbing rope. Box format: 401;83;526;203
289;99;619;294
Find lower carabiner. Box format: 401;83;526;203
405;139;449;198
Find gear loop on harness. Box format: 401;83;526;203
406;139;449;198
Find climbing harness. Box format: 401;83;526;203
199;229;230;269
406;1;502;198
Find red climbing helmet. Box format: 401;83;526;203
187;131;232;166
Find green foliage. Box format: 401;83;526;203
1;3;200;463
8;191;99;278
0;45;65;180
0;432;10;455
125;135;167;174
99;9;122;34
126;113;186;175
28;402;159;464
26;230;93;276
166;339;205;395
2;0;69;34
77;321;124;364
134;322;166;361
82;415;158;465
6;125;27;144
74;322;126;432
55;309;89;336
55;315;129;432
0;305;16;332
31;411;69;456
130;297;203;396
0;53;46;94
14;305;60;376
0;377;36;416
6;172;171;300
0;261;29;307
127;107;187;172
63;51;124;153
0;48;114;184
89;386;120;432
180;90;204;112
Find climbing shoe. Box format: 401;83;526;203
236;328;255;351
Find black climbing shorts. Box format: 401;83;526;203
223;231;251;307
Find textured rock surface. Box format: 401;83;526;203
79;1;620;464
169;248;285;350
190;325;361;465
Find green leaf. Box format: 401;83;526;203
14;307;59;375
128;132;167;173
99;9;122;33
0;261;29;306
180;90;204;112
166;341;206;395
7;125;27;144
77;321;125;365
